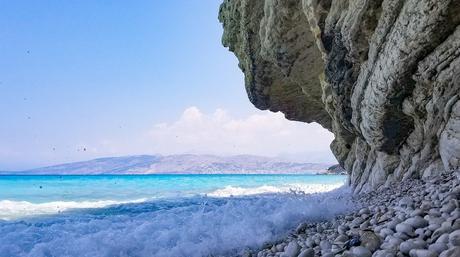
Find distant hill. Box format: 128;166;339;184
1;154;337;175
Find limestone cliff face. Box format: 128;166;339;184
219;0;460;192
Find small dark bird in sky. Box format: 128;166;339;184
83;148;87;151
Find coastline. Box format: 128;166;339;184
245;171;460;257
0;174;350;257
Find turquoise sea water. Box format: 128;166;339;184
0;174;350;257
0;174;346;203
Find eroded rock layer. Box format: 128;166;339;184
219;0;460;192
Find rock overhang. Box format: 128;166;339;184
219;0;460;192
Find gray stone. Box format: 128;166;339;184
351;246;372;257
319;240;331;251
334;234;349;244
399;240;427;255
396;224;415;237
297;248;314;257
338;225;349;234
408;249;437;257
428;243;448;254
219;0;460;192
372;250;396;257
449;229;460;246
439;247;460;257
282;241;301;257
295;223;307;234
360;230;382;252
405;217;429;229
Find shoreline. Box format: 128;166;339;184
245;172;460;257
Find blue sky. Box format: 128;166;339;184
0;1;335;170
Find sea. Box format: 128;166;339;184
0;174;351;257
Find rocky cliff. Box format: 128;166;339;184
219;0;460;192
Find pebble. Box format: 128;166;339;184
359;208;371;215
319;240;331;252
439;247;460;257
249;173;460;257
399;197;414;209
380;228;394;238
360;230;381;252
399;240;427;254
408;249;437;257
281;241;300;257
316;224;324;233
305;238;314;248
428;242;448;254
297;248;314;257
440;201;456;214
295;223;307;234
405;216;428;229
338;225;349;234
380;237;403;251
436;233;449;244
449;229;460;246
334;234;349;244
396;223;415;237
372;249;396;257
431;226;452;242
351;246;372;257
410;209;424;217
351;217;365;228
276;243;286;252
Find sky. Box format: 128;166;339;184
0;0;336;170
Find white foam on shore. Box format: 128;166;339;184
0;182;345;220
207;183;344;197
0;199;147;221
0;186;353;257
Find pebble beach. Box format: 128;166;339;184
249;172;460;257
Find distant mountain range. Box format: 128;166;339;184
0;154;339;175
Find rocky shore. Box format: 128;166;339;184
243;171;460;257
219;0;460;192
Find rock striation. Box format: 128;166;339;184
219;0;460;192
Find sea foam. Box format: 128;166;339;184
207;182;344;197
0;186;353;257
0;199;147;221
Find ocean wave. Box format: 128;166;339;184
0;187;354;257
0;198;147;221
0;182;344;220
207;182;344;197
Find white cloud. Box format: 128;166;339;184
0;106;337;170
144;106;336;163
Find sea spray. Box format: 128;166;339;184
0;187;354;257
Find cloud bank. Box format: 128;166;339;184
145;107;335;163
0;107;336;170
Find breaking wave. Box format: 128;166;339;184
207;183;344;197
0;185;353;257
